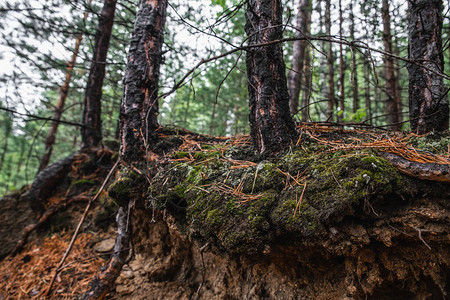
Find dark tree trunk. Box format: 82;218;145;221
301;41;311;122
349;2;359;114
245;0;297;153
337;0;345;123
119;0;167;161
364;55;373;124
325;0;336;121
81;0;117;149
288;0;310;115
382;0;401;130
407;0;448;133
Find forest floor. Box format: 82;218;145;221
0;124;449;299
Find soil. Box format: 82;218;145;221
0;128;449;299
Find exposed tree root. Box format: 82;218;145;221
11;195;89;256
379;152;450;183
83;204;131;300
21;154;77;214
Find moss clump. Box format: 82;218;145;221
149;142;406;254
172;152;190;159
408;133;449;155
193;151;221;161
108;169;139;206
69;179;95;188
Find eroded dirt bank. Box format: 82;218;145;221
111;130;450;299
0;129;449;299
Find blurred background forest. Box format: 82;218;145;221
0;0;449;194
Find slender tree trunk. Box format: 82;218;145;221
81;0;117;149
382;0;401;130
302;40;311;122
119;0;168;161
325;0;336;121
364;55;373;124
393;26;403;125
337;0;345;122
288;0;310;115
209;102;217;135
234;104;239;135
407;0;448;133
245;0;297;153
349;2;359;114
0;119;11;173
38;7;91;172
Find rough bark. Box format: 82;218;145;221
382;0;401;131
407;0;448;133
379;152;450;182
245;0;297;153
349;2;359;114
301;43;311;122
38;5;90;172
364;56;373;124
119;0;167;162
325;0;336;121
288;0;310;115
81;0;117;149
337;0;345;123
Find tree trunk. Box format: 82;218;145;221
288;0;310;115
364;55;373;124
407;0;448;133
81;0;117;149
382;0;401;130
349;2;359;114
245;0;297;153
337;0;345;123
301;41;311;122
325;0;336;121
0;117;11;173
119;0;168;162
38;5;92;172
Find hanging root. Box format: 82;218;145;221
83;204;131;299
379;152;450;183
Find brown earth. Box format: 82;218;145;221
0;129;449;299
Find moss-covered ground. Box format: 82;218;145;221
142;131;427;254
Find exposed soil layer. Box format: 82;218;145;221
0;129;449;299
111;130;450;299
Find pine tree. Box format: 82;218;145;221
81;0;117;148
407;0;448;133
119;0;168;161
245;0;297;153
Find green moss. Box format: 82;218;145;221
69;179;95;188
149;140;408;255
408;133;449;154
206;209;224;229
193;151;221;160
172;151;190;159
108;169;139;207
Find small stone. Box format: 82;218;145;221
94;238;115;253
129;260;142;271
122;270;134;279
